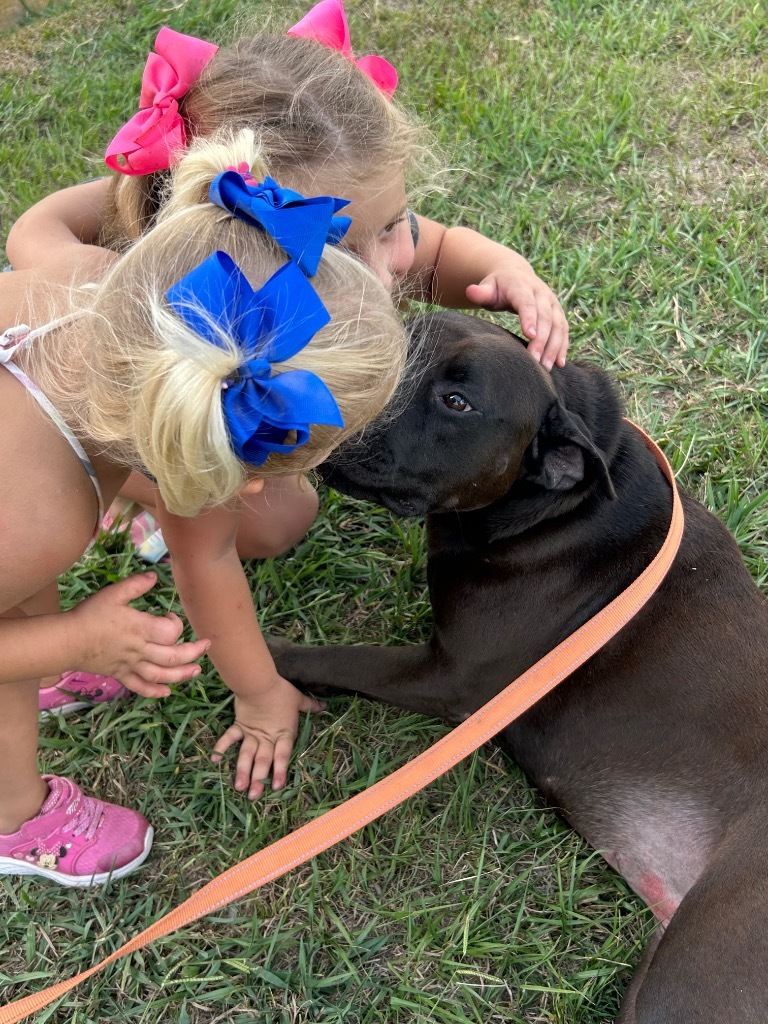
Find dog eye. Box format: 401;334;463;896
442;392;473;412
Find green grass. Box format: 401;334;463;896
2;0;767;1020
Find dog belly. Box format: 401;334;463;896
562;789;718;924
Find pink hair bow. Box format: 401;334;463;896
105;26;218;176
288;0;398;100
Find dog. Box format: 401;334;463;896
270;310;768;1023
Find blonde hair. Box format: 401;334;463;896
30;130;407;516
102;25;432;248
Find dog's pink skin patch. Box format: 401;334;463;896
635;871;679;923
583;790;718;926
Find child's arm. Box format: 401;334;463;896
0;574;209;692
406;215;569;370
6;179;111;277
156;499;324;800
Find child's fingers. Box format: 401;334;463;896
465;280;498;308
119;673;174;699
234;734;258;792
247;779;266;801
133;659;203;686
210;722;298;798
514;298;539;341
542;333;569;371
533;325;554;365
143;638;210;667
298;692;326;714
270;735;294;791
539;313;569;371
143;612;185;645
107;572;157;603
230;735;268;799
246;742;277;800
211;722;244;761
123;654;205;693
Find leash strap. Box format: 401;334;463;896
0;422;683;1023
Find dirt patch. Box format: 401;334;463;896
639;56;768;206
0;0;130;60
649;133;768;207
0;43;38;73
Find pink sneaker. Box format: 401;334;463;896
130;510;169;564
102;507;169;564
38;671;131;718
0;776;153;887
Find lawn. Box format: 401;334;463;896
1;0;767;1021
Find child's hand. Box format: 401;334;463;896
466;270;569;370
68;573;210;697
211;677;325;799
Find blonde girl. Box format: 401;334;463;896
0;127;407;885
8;5;433;730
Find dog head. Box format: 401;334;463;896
322;311;617;525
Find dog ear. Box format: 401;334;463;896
521;401;616;498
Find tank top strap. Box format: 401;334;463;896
0;318;105;543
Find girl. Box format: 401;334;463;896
0;127;407;885
7;1;568;792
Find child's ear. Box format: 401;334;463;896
239;477;266;496
520;401;616;499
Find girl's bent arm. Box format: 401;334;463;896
6;179;111;274
405;215;569;370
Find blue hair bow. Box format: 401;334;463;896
209;171;352;277
166;251;344;466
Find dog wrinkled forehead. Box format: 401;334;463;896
407;309;528;354
406;310;555;395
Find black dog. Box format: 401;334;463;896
271;310;768;1023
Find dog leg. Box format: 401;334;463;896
615;927;663;1024
269;637;465;721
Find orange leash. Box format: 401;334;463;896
0;422;683;1023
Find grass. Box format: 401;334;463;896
1;0;767;1020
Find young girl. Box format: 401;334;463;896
0;127;407;885
6;1;568;793
8;3;569;357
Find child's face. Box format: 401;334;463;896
342;176;415;293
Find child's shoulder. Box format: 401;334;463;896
0;261;109;333
0;269;44;329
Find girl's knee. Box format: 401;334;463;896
236;476;319;559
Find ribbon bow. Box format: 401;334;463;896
166;251;344;466
105;27;218;176
288;0;398;100
209;170;351;277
